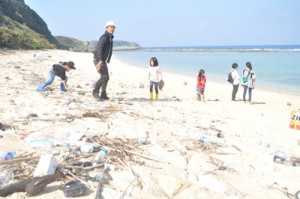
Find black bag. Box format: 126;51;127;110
159;79;164;90
63;181;86;197
227;72;234;84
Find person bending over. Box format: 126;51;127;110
37;61;76;92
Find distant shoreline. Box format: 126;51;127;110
113;46;141;51
142;49;299;53
140;44;300;53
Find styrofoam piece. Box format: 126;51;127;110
33;154;58;177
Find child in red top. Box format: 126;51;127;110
196;69;206;102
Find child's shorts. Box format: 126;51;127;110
197;88;205;94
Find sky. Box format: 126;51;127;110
24;0;300;47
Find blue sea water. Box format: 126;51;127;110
113;45;300;95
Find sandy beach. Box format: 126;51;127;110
0;49;300;199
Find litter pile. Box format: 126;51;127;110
0;135;154;197
0;131;235;198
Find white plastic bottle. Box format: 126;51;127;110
29;139;53;148
95;147;110;161
80;145;93;153
0;168;14;185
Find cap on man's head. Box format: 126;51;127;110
105;21;115;28
66;61;76;70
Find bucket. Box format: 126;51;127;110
289;110;300;130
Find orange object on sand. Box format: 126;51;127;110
290;110;300;130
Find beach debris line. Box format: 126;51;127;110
0;132;237;197
0;135;168;197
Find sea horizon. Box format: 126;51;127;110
141;44;300;51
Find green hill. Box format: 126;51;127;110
0;0;59;49
0;0;141;50
55;36;91;51
56;36;141;52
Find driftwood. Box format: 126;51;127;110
0;156;40;166
25;173;62;197
0;177;38;197
63;163;104;171
0;173;60;196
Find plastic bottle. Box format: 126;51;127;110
0;151;16;161
29;139;53;148
199;135;213;144
95;147;110;161
284;159;296;166
80;145;93;153
273;151;287;163
0;168;14;185
138;132;150;145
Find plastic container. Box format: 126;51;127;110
75;141;99;149
33;154;58;177
80;145;93;153
284;160;296;166
0;151;16;161
63;181;86;197
29;139;53;148
0;168;14;186
290;110;300;130
199;135;213;144
273;151;287;162
63;131;84;145
138;132;150;145
95;147;110;161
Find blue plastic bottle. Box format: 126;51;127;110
0;151;16;161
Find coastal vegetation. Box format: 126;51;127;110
0;0;141;50
0;0;59;49
56;36;141;52
0;16;54;49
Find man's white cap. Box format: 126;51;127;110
105;21;115;28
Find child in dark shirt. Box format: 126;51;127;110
37;61;76;92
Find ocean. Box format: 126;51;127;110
113;45;300;95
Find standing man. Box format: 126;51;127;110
93;21;115;100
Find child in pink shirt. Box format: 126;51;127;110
196;69;206;102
